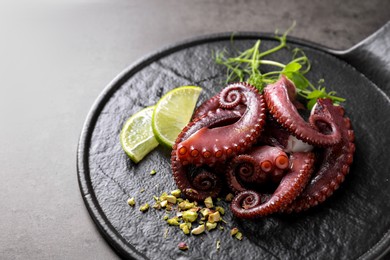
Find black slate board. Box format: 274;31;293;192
77;33;390;260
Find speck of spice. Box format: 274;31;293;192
178;242;188;251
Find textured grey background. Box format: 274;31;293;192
0;0;389;259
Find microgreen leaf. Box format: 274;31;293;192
284;62;302;72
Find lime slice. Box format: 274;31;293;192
120;106;159;163
152;86;202;148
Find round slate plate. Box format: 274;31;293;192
77;33;390;260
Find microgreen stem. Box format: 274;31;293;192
214;23;345;108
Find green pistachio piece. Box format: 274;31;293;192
235;232;243;241
127;197;135;207
160;192;168;201
178;200;195;210
191;224;205;235
171;189;181;197
206;222;217;231
230;227;239;236
215;206;225;215
167;217;180;226
160;200;168;208
225;193;234;202
139;203;149;212
204;196;213;208
208;211;221;223
179;223;190;235
182;210;198;223
165;195;177;204
150;169;156;175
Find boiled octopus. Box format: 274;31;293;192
170;76;355;219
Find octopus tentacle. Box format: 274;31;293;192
284;98;355;213
230;152;316;219
226;145;291;194
225;154;266;194
264;76;341;147
171;153;222;201
175;83;266;166
192;93;246;119
171;109;240;200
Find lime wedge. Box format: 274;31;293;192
120;106;159;163
152;86;202;148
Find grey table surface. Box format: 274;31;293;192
0;0;389;259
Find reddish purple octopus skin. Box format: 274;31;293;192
226;145;290;194
283;98;355;213
171;82;266;200
230;152;316;219
175;82;266;166
264;76;342;147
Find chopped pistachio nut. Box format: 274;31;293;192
215;206;225;215
235;232;243;241
198;221;204;225
225;193;234;202
177;198;184;203
171;189;181;197
153;196;159;201
139;203;149;212
179;223;191;235
127;197;135;207
140;188;145;193
208;211;221;223
165;195;177;204
200;208;211;218
150;169;156;175
219;225;224;230
216;239;221;251
163;215;169;220
230;227;239;236
191;224;205;235
160;192;168;201
167;217;180;226
206;222;217;231
178;200;195;210
152;203;161;209
160;200;168;208
182;210;198;222
178;242;188;251
204;196;214;208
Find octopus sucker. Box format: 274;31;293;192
230;152;316;219
264;76;342;147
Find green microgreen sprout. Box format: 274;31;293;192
214;23;345;109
